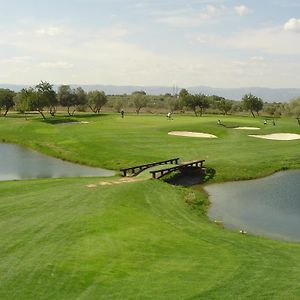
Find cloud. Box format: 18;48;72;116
35;26;63;37
220;26;300;55
234;5;252;16
284;18;300;32
38;61;74;69
156;13;210;28
250;56;265;62
154;5;226;28
0;56;32;65
0;21;299;88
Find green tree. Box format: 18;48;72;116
288;97;300;117
87;91;107;113
195;93;210;116
179;88;189;98
0;88;15;116
36;81;57;116
75;87;87;109
217;99;233;115
15;88;30;116
131;92;148;114
242;93;264;118
167;96;180;113
183;94;198;116
28;89;50;119
57;85;79;116
14;88;48;119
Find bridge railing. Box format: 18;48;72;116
120;157;180;177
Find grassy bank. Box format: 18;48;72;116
0;113;300;299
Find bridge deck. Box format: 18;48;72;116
150;160;205;179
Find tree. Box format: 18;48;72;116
15;88;47;119
287;97;300;117
75;87;87;108
15;88;30;116
216;99;233;115
0;88;15;116
195;93;210;116
87;91;107;113
179;88;189;98
57;85;78;116
28;91;49;119
36;81;57;116
132;90;146;96
183;94;198;116
242;93;263;118
167;96;180;113
131;92;148;114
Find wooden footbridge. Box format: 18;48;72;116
120;158;179;177
120;158;205;179
150;160;205;179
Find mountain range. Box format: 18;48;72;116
1;84;299;102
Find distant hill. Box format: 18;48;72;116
1;83;299;102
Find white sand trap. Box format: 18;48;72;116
234;127;261;130
168;131;217;138
249;133;300;140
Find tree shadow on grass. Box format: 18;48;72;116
74;113;111;119
42;118;79;125
164;167;216;187
40;113;111;124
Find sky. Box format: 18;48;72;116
0;0;299;88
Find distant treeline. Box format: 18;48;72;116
0;81;300;119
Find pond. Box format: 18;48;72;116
205;170;300;242
0;143;115;180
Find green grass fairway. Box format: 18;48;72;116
0;113;300;299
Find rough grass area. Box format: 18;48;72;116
0;113;300;299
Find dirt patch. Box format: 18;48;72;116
86;177;144;188
249;133;300;140
168;131;217;138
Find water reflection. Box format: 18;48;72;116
205;170;300;242
0;143;114;180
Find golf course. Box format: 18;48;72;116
1;113;300;299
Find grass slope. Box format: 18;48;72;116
0;113;300;299
1;178;300;299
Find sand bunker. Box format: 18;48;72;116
249;133;300;141
234;127;261;130
168;131;217;138
86;184;97;188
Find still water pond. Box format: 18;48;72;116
205;170;300;242
0;143;114;180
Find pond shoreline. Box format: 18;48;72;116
0;142;115;181
204;169;300;242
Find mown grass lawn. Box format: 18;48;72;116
0;113;300;299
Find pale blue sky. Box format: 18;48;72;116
0;0;299;87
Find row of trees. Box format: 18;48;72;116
1;82;300;118
0;81;108;119
121;90;262;117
